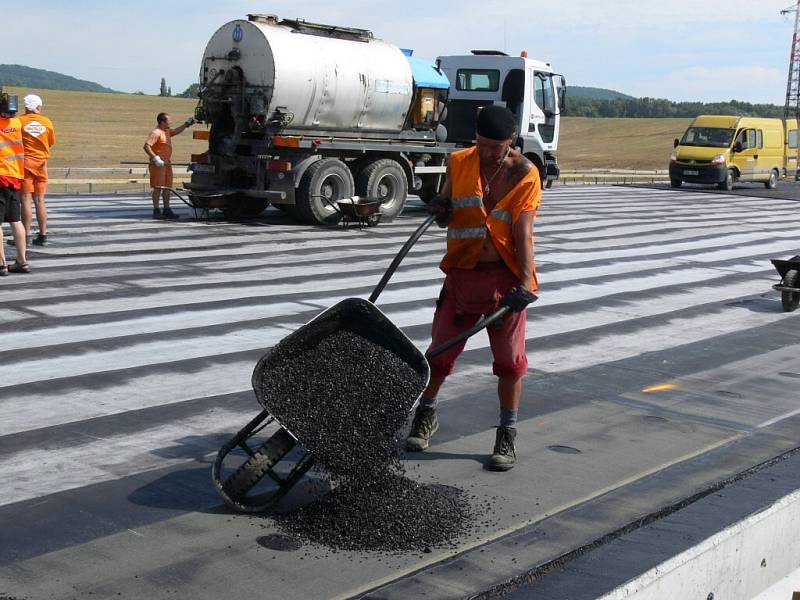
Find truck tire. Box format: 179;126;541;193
718;169;734;191
296;158;354;225
355;158;408;220
765;169;779;190
782;269;800;312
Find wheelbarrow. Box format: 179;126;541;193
771;255;800;312
318;195;384;228
212;213;530;513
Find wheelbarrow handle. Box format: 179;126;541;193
368;213;437;304
425;305;511;359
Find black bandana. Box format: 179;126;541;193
476;105;517;140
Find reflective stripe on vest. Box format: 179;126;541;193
447;226;486;240
3;154;25;162
490;208;512;223
0;140;23;150
452;195;482;209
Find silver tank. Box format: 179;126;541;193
200;16;414;132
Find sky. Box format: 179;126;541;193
3;0;797;104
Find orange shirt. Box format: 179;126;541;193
18;113;56;161
146;127;173;162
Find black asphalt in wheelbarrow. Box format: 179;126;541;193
212;213;517;513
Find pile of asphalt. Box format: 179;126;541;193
255;329;473;552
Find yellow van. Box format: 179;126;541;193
670;115;784;190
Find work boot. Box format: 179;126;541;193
405;405;439;452
152;208;162;219
162;208;180;220
32;233;48;246
487;426;517;471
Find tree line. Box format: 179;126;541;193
564;96;785;119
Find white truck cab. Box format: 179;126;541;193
437;51;565;186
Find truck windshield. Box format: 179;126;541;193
680;127;735;148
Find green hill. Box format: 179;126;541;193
0;64;116;93
569;86;634;101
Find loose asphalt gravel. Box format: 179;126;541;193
254;330;474;552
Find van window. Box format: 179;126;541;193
789;129;797;149
456;69;500;92
757;130;763;149
680;127;735;148
737;129;757;149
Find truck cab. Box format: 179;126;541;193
437;51;566;187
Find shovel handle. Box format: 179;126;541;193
369;213;437;304
425;306;510;359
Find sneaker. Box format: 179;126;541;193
162;208;180;220
487;426;517;471
152;208;162;219
32;234;48;246
405;405;439;452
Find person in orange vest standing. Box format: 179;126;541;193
143;112;194;220
405;105;540;471
18;94;56;246
0;89;31;274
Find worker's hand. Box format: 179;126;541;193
184;117;195;127
151;155;165;167
500;286;538;312
427;195;452;228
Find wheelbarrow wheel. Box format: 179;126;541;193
782;269;800;312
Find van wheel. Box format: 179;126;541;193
670;178;682;188
718;169;734;191
296;158;353;225
765;169;779;190
355;158;408;220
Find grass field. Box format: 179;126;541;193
5;86;691;172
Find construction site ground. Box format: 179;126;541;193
1;184;800;599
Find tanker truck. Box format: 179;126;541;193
186;14;565;223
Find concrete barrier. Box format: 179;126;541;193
599;488;800;600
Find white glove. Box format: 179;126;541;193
184;117;195;127
151;155;165;167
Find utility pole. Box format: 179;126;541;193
782;1;800;178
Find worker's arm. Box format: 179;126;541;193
169;117;196;137
511;210;535;290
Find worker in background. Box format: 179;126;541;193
405;105;540;471
18;94;56;246
0;90;31;274
143;112;194;220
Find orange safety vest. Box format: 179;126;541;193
441;146;541;291
0;117;24;180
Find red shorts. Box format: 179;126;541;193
427;262;528;379
149;164;173;189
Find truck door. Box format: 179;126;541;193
528;70;559;152
733;128;758;181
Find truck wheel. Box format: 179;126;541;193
718;169;734;191
765;169;779;190
356;159;408;220
782;269;800;312
670;178;682;188
296;158;353;225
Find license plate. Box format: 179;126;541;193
683;169;698;176
192;164;215;174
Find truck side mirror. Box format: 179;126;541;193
733;141;742;153
673;138;679;148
